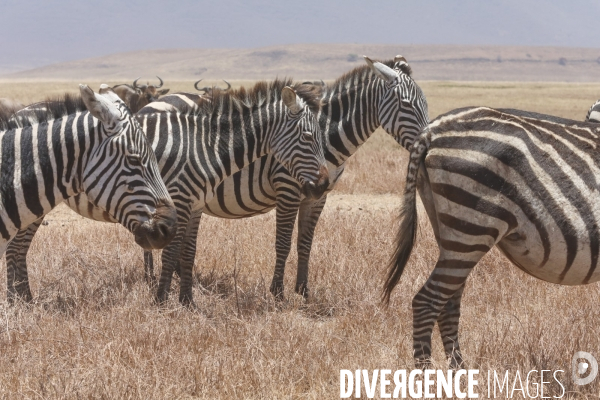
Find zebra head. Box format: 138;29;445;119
364;55;429;149
272;86;329;199
79;84;177;250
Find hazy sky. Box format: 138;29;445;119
2;0;599;70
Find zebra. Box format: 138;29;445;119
586;98;600;123
161;56;428;299
194;79;232;94
137;56;428;297
6;79;329;305
6;56;429;302
383;106;600;368
0;84;177;270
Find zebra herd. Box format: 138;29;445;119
2;55;600;368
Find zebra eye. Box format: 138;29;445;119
127;155;142;166
302;131;314;142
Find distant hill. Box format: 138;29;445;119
3;44;600;82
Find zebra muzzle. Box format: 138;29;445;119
301;164;330;199
133;202;178;250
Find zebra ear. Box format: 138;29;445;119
98;84;124;103
393;55;413;76
364;56;397;84
79;84;121;132
282;86;302;114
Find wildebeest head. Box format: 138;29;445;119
111;76;169;112
194;79;231;97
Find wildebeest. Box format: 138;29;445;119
193;79;231;95
112;76;169;112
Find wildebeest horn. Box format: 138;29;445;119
195;79;231;93
133;77;141;88
155;76;164;88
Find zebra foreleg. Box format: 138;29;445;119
6;219;43;303
295;195;327;298
143;251;156;287
176;210;202;307
156;206;191;304
270;197;302;300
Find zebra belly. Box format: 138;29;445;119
427;145;600;286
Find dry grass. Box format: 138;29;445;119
1;81;600;398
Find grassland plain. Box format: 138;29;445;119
1;81;600;398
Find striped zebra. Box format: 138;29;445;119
586;98;600;122
384;106;600;368
177;56;428;299
137;56;427;297
0;85;177;286
6;56;429;302
6;79;329;305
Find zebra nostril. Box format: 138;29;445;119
158;223;169;239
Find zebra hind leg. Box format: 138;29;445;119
436;285;466;369
412;257;479;369
295;195;327;299
6;219;43;304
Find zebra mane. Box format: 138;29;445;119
0;93;87;131
328;59;397;93
175;78;323;117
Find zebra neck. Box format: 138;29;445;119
143;103;281;189
201;102;280;182
320;80;383;167
0;112;92;243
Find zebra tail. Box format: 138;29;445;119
382;128;431;305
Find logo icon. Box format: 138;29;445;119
572;351;598;386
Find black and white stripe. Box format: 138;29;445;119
6;80;328;305
384;106;600;368
7;57;429;302
183;56;428;298
2;85;177;301
139;56;428;299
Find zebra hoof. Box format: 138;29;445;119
295;283;309;299
448;353;465;370
269;282;285;302
179;293;197;309
415;358;433;371
8;287;33;305
154;291;169;305
145;275;158;289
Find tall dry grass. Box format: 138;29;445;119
0;81;599;398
